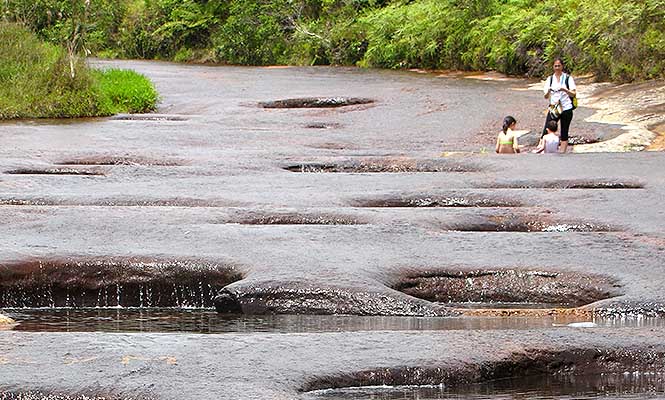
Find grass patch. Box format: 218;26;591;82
0;22;158;119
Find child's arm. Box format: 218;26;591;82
532;138;544;153
495;135;501;153
513;133;520;153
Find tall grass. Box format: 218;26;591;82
94;68;158;114
0;23;158;119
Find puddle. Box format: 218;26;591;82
306;372;665;399
3;309;663;334
259;97;374;108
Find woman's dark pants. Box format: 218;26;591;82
542;109;574;141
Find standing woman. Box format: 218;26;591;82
543;58;576;153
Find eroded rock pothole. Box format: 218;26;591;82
441;215;614;232
284;159;481;173
111;113;188;121
4;168;105;176
0;196;237;207
353;194;520;208
393;269;622;308
0;257;243;308
302;348;665;397
304;122;342;129
55;155;186;166
232;212;364;225
483;179;645;189
259;97;374;108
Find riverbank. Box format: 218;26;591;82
0;23;158;120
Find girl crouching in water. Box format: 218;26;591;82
496;116;520;154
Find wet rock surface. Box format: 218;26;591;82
0;393;146;400
214;282;450;316
1;61;665;399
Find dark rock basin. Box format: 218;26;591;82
393;269;622;308
302;348;665;395
482;179;645;189
284;159;481;173
55;155;186;166
4;168;104;176
259;97;374;108
354;195;520;208
440;215;614;232
0;257;242;308
305;372;665;399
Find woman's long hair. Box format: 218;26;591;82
502;116;517;134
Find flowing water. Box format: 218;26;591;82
3;308;664;334
306;373;665;399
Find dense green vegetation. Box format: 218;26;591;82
0;23;157;119
2;0;664;82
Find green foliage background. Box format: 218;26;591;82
0;23;157;118
2;0;664;81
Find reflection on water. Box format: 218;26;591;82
445;302;563;309
3;308;665;334
307;373;665;399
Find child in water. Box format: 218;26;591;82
533;120;561;153
495;116;520;154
